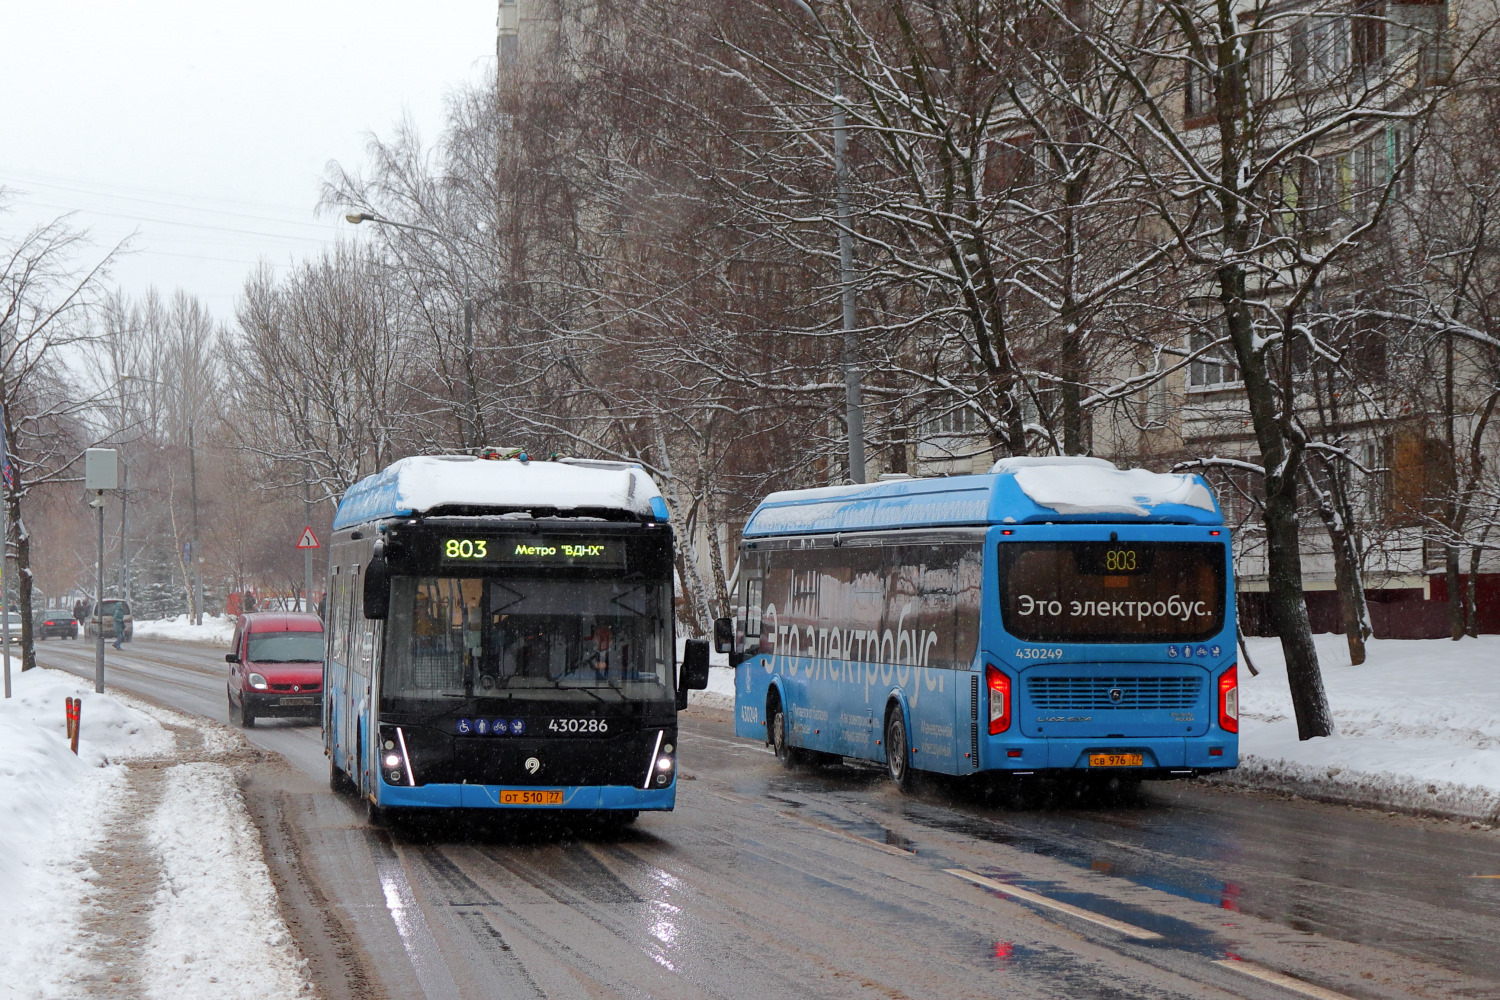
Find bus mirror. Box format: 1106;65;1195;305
681;638;711;692
712;617;734;654
363;549;391;619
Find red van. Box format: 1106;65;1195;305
226;612;325;727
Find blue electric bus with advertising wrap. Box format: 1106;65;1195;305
325;453;709;824
716;457;1238;790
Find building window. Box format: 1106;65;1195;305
1187;330;1240;388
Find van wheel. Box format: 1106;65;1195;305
885;708;915;793
768;703;805;769
227;692;241;727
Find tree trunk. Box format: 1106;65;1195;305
1446;543;1464;640
1219;262;1333;738
5;470;36;672
1332;532;1368;666
1466;539;1483;637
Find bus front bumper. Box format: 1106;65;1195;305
376;782;677;811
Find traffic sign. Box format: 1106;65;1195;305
296;526;320;549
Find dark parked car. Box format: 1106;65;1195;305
34;607;79;639
226;612;324;727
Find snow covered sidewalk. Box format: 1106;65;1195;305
1227;634;1500;822
0;667;312;999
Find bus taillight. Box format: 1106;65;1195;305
1218;665;1239;733
986;665;1012;734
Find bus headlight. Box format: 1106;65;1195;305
384;753;401;768
248;673;269;691
655;756;674;771
380;726;416;785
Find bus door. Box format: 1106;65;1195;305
894;550;960;774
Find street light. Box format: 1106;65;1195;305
790;0;866;484
345;212;484;449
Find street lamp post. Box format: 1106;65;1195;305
346;212;483;450
792;0;865;484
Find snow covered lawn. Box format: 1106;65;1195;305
1234;634;1500;820
133;613;238;646
0;667;310;999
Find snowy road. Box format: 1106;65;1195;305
33;638;1500;999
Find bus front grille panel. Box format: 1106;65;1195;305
1025;676;1203;711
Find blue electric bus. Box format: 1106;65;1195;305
325;454;709;823
717;457;1237;789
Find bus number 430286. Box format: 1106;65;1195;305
548;718;610;734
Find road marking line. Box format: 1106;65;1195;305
945;869;1162;940
1469;874;1500;878
1212;959;1358;1000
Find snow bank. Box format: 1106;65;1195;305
133;614;237;646
143;763;311;1000
999;459;1217;517
1228;634;1500;820
0;668;173;998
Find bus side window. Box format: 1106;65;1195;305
954;545;983;668
744;576;762;644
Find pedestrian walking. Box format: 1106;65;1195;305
111;602;125;650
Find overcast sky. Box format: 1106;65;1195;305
0;2;497;319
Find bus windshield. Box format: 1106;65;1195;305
998;541;1225;643
383;576;674;704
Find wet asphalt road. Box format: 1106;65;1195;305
34;638;1500;1000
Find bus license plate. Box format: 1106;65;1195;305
279;696;314;706
500;789;564;805
1089;753;1143;768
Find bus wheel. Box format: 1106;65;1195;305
884;708;914;793
366;798;389;827
330;761;355;795
769;703;805;768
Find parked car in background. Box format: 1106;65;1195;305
84;598;133;641
1;611;22;642
225;612;324;727
34;607;79;639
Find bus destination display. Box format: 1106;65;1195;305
441;537;626;568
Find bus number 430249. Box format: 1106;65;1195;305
1014;647;1064;660
548;718;610;734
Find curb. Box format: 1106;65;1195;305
1208;756;1500;827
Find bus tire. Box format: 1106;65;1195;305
884;707;915;793
330;761;355;795
366;798;389;827
768;702;805;769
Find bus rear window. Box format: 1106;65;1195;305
998;542;1225;643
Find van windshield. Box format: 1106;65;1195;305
247;631;325;663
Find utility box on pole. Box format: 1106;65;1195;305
85;448;119;491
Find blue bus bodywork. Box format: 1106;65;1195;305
728;460;1238;785
324;455;705;821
